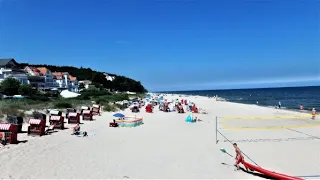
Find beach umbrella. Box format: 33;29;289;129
113;113;125;118
220;148;233;157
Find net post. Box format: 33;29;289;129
215;116;218;144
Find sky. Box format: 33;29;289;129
0;0;319;92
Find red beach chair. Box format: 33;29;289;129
82;110;93;121
145;104;153;113
0;123;18;144
28;119;46;136
92;104;101;116
192;105;199;113
68;112;80;124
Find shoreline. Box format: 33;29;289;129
165;93;315;114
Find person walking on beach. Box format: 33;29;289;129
312;108;316;120
233;143;244;171
278;101;281;109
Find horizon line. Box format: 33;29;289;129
154;85;320;93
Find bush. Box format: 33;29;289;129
0;107;25;118
76;93;91;100
103;104;118;112
27;94;51;102
80;88;111;97
45;91;60;98
0;78;21;95
54;102;73;109
18;84;35;96
32;111;46;119
93;96;109;105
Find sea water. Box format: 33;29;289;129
161;86;320;111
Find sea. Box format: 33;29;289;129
161;86;320;111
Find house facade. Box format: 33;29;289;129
24;66;58;89
52;72;68;89
52;72;78;92
37;67;58;88
104;73;115;81
0;59;29;85
69;75;79;92
78;80;92;89
0;58;79;92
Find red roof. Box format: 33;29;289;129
69;75;77;82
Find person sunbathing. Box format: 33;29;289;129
73;123;80;135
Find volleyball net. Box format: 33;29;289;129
215;115;320;143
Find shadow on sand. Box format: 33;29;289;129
221;163;273;179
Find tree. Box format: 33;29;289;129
19;63;148;93
18;84;35;96
79;83;85;89
0;78;21;95
91;72;106;85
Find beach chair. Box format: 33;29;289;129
82;110;93;121
68;112;81;124
80;106;90;115
66;108;77;119
109;122;118;127
92;104;101;116
28;119;46;136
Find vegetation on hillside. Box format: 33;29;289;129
0;78;139;119
19;63;147;93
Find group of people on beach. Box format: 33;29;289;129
300;104;316;119
268;102;317;119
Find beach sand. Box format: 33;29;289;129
0;94;319;179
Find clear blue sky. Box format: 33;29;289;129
0;0;319;91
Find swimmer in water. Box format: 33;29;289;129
300;104;304;111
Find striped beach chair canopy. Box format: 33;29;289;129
0;123;12;131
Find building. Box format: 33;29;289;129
52;72;78;92
52;72;70;89
78;80;92;89
36;67;58;88
24;66;46;89
24;66;58;89
104;73;115;81
0;58;29;85
69;75;79;92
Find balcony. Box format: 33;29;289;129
28;76;45;83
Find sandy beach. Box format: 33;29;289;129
0;94;319;179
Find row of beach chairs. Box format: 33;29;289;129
0;104;102;144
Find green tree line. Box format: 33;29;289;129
19;63;147;93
